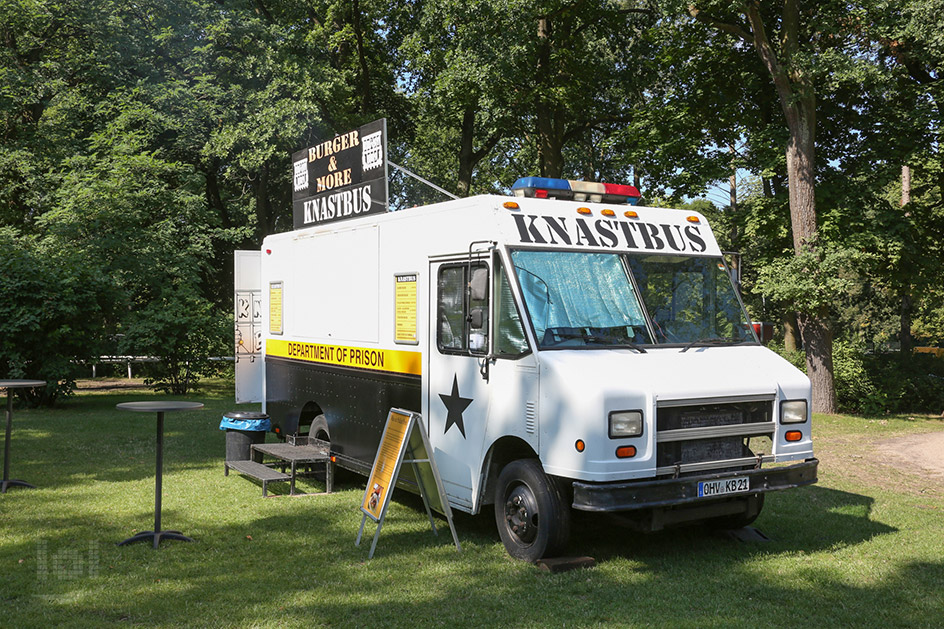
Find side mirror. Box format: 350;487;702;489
469;307;485;330
469;267;488;302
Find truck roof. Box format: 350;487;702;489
265;194;721;258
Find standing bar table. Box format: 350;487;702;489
116;401;204;548
1;379;46;494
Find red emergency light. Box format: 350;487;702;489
511;177;641;205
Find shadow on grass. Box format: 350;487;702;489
570;485;895;563
4;392;248;488
4;389;938;627
11;499;937;629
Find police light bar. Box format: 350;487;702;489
511;177;641;205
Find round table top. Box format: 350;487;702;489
116;401;205;413
0;380;47;390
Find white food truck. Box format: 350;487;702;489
234;126;817;561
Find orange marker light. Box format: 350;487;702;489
616;445;637;458
575;440;586;452
624;210;639;219
601;209;616;217
686;216;700;223
503;201;520;210
577;207;592;215
785;431;803;442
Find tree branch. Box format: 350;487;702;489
251;0;275;24
744;3;794;108
688;4;753;44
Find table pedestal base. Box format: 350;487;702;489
118;530;194;549
1;478;36;493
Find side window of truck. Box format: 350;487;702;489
495;260;529;357
438;264;489;354
438;266;467;351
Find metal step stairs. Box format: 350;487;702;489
225;437;333;497
224;460;291;497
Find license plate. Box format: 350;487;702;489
698;476;750;498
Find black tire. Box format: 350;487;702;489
494;459;571;561
309;414;329;441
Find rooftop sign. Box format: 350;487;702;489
291;118;388;230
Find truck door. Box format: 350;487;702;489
427;257;492;511
234;250;263;404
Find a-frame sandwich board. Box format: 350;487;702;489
356;408;461;559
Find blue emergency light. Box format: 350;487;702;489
511;177;641;205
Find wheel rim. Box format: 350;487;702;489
503;483;540;545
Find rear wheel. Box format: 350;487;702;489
494;459;571;561
309;414;329;441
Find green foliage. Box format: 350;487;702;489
0;228;112;404
774;340;944;415
118;285;229;395
756;245;871;315
0;0;942;417
830;342;885;416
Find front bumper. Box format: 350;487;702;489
572;458;818;512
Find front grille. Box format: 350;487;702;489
658;400;771;432
656;398;774;475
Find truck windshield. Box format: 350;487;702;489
626;255;755;346
510;250;755;349
510;250;652;348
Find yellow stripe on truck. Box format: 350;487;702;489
266;339;422;376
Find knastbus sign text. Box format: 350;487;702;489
291;118;388;230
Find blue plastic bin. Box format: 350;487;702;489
221;412;270;462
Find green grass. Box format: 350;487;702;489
2;382;942;628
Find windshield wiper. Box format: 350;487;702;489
542;326;648;353
679;337;752;353
584;333;647;353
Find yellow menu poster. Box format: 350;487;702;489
361;409;412;521
394;274;417;345
269;281;283;335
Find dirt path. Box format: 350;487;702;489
875;430;944;480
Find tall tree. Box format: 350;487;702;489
686;1;846;412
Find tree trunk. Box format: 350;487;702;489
899;165;913;356
784;104;836;413
689;2;838;411
900;292;913;355
746;2;836;413
456;105;476;197
535;16;564;178
351;0;371;115
783;104;817;251
797;310;836;413
782;311;800;353
255;165;272;239
901;165;911;207
762;176;773;198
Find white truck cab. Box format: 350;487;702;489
237;175;817;561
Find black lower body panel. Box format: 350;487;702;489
265;357;421;469
571;458;818;512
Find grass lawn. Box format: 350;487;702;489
1;380;942;628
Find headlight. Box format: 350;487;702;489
780;400;808;424
609;410;643;438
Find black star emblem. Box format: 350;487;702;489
439;374;473;439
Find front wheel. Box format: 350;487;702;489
494;459;571;561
